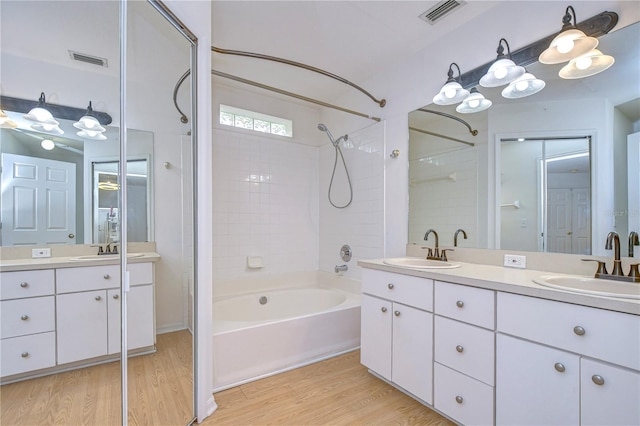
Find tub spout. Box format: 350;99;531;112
335;264;348;273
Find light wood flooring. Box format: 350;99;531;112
207;350;454;426
1;330;193;426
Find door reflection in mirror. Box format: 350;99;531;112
500;136;591;254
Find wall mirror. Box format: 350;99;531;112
0;121;153;246
409;21;640;256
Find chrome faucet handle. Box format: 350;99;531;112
441;249;453;261
581;259;608;276
427;248;433;257
628;264;640;279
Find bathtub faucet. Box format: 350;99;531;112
335;264;348;273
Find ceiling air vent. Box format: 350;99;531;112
419;0;467;25
68;50;108;67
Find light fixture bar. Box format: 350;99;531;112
0;95;112;125
457;10;617;89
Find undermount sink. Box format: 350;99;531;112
533;275;640;300
69;253;145;261
382;257;461;269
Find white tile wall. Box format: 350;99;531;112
212;128;319;285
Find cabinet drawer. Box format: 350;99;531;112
362;269;433;311
128;262;153;285
0;270;54;300
498;292;640;371
435;315;495;385
56;265;120;293
1;332;56;377
434;362;494;426
1;296;55;339
435;281;495;329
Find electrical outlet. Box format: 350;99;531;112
32;248;51;258
504;254;526;269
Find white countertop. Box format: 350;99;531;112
358;258;640;316
0;252;161;272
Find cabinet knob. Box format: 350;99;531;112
113;294;120;300
21;315;29;321
554;363;566;373
21;352;29;358
456;345;464;353
95;295;102;301
455;396;463;404
456;300;464;308
103;274;111;280
20;282;29;288
387;283;394;290
592;375;605;386
394;310;401;317
381;307;387;313
573;326;586;336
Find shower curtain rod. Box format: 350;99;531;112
409;126;475;147
172;69;381;124
211;46;386;108
416;109;478;136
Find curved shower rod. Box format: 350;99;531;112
211;46;386;108
417;108;478;136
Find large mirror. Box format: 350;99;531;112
409;21;640;256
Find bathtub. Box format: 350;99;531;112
212;279;361;391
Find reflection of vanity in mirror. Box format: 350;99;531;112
0;119;153;246
408;21;640;257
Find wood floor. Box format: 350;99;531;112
207;350;454;426
0;330;194;426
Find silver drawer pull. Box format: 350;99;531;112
103;274;111;280
592;375;605;386
95;295;102;301
21;315;29;321
456;345;464;353
455;396;463;404
573;326;585;336
387;283;394;289
20;282;29;288
554;363;566;373
21;352;29;358
394;310;401;317
113;294;120;300
456;300;464;308
381;307;387;313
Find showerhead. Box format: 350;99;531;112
317;123;328;132
317;123;337;146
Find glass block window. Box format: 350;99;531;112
219;104;293;137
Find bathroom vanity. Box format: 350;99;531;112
358;259;640;426
0;253;159;384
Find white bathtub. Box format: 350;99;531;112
212;281;361;391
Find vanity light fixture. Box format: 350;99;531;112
539;6;599;64
502;71;546;99
558;48;614;79
40;139;55;151
456;88;492;113
23;92;64;135
433;62;470;105
479;38;525;88
73;101;106;134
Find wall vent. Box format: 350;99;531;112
419;0;467;25
68;50;108;67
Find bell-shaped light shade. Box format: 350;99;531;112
433;81;470;105
41;139;56;151
502;73;546;99
559;49;614;79
479;58;525;87
0;110;18;129
539;28;599;64
31;123;64;135
73;115;106;133
456;88;492;114
24;107;59;126
77;130;107;141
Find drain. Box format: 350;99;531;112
259;296;268;305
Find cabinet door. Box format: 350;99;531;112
360;294;392;380
107;285;155;354
581;358;640;426
57;290;108;364
496;334;579;426
392;303;433;404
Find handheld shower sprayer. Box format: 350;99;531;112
317;123;353;208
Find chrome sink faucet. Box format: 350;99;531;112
629;231;639;257
605;231;624;276
454;229;467;247
424;229;445;260
583;231;640;283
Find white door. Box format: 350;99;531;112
547;188;572;253
57;290;108;364
107;285;154;354
572;187;591;254
360;294;392;380
1;153;76;246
